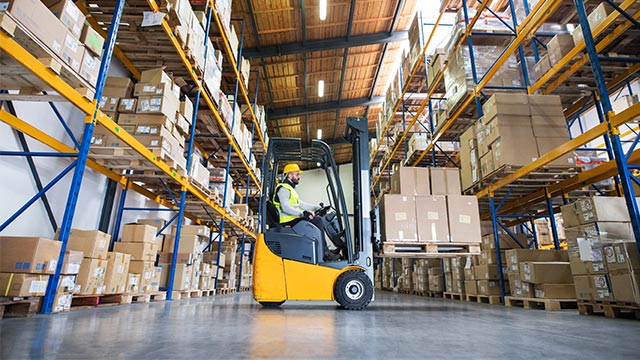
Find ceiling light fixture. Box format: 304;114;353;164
319;0;327;20
317;129;323;139
318;80;325;97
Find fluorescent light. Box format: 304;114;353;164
318;80;324;98
319;0;327;20
317;129;323;139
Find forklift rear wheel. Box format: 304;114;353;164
259;301;285;308
334;270;373;310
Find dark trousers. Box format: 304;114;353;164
283;217;329;252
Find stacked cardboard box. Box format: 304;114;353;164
572;3;614;45
0;237;63;310
444;257;468;294
64;229;109;295
114;224;162;293
562;196;640;303
52;249;83;312
381;167;481;244
505;249;572;299
160;225;211;292
213;238;239;291
468;93;575;182
2;1;105;88
460;126;480;191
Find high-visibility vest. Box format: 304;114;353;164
273;182;301;223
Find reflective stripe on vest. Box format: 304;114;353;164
273;182;301;223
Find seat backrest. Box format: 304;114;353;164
266;200;281;229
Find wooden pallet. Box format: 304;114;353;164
578;300;640;320
189;177;211;196
0;296;42;318
200;290;216;297
239;286;252;292
414;290;443;298
466;294;502;305
217;287;237;295
443;292;465;301
71;293;129;310
379;242;481;258
171;290;203;300
505;296;578;311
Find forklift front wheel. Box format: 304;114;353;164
334;270;373;310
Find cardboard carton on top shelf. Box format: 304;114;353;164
572;2;615;45
60;31;84;72
140;68;172;85
535;137;576;167
79;50;100;87
533;54;551;80
547;34;575;65
80;23;105;57
42;0;85;38
104;77;134;98
482;93;530;120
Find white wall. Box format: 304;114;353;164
0;57;169;238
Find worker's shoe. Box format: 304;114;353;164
323;251;340;262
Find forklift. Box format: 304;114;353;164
252;117;375;310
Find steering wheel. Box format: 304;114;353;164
315;202;332;217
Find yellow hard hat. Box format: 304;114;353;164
283;163;303;174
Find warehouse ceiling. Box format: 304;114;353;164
233;0;419;164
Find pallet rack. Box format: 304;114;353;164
0;0;265;312
369;0;640;300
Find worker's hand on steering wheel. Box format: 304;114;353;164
303;210;314;220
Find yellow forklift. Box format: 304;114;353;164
252;117;375;310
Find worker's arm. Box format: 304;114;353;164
277;187;303;216
299;200;321;212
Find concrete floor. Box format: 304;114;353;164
1;291;639;359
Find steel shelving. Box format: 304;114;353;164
368;0;640;300
0;0;264;312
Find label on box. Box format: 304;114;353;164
137;125;151;134
615;246;625;263
398;231;404;241
52;40;62;53
94;268;102;277
143;85;156;93
65;34;79;52
48;260;58;272
427;212;439;220
67;263;80;274
459;215;471;224
121;99;135;110
142;11;166;27
97;285;105;294
117;265;125;274
29;280;47;294
395;212;407;221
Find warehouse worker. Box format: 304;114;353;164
273;163;340;261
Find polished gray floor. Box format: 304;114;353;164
1;291;639;359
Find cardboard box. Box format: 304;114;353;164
415;195;450;242
61;31;84;72
1;0;67;56
484;115;533;148
609;270;640;304
117;114;174;130
79;50;100;87
136;94;180;118
577;197;630;225
104;77;134;98
534;283;576;299
66;229;110;259
380;195;418;242
121;224;158;244
99;96;119;112
180;98;194;121
140;68;173;85
53;292;73;312
474;264;501;280
173;264;193;291
162;234;205;254
104;252;131;294
477;280;501;296
480;151;495;177
0;236;62;274
80;23;105;56
147;266;162;293
128;260;156;290
573;275;592;300
482;93;530;120
528;95;564;117
491;130;540;168
113;242;158;261
572;3;614;45
604;242;640;272
446;195;481;243
519;261;572;284
43;0;85;38
134;82;177;97
464;280;478;295
57;274;76;293
76;258;107;295
60;250;84;274
535;137;576;166
505;249;569;273
430;168;461;195
203;251;226;266
126;273;140;293
533;55;551;80
480;249;506;266
391;167;430;196
547;34;575;65
157;252;194;265
117;98;137;114
0;273;50;296
428;275;443;292
530;116;569;137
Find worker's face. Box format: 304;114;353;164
288;171;301;185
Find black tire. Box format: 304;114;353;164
259;301;285;308
333;270;373;310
